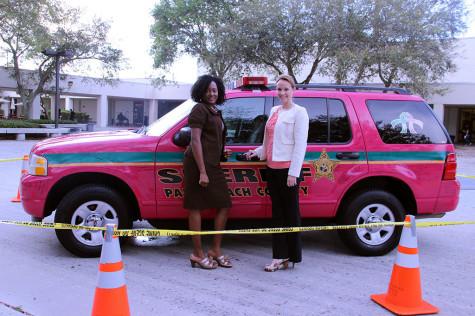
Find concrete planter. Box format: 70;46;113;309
1;127;71;140
40;123;88;132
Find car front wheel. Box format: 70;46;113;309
54;185;132;257
337;190;405;256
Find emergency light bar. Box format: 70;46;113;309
234;76;269;90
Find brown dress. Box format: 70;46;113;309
183;103;232;210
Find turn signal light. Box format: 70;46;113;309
28;153;48;176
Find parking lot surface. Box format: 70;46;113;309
0;140;474;315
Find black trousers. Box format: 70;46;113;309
266;167;302;263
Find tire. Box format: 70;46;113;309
337;190;405;256
54;185;132;257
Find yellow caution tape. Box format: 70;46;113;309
0;157;23;163
456;174;475;179
1;219;475;236
0;220;104;231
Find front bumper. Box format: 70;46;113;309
21;175;51;218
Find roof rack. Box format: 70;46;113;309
268;83;411;95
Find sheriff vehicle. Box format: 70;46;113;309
21;77;459;257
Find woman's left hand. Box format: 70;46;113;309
287;175;297;187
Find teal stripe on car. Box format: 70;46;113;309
44;150;447;164
367;151;446;161
44;152;187;164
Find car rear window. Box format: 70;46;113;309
366;100;448;144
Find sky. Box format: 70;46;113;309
65;0;475;83
67;0;197;82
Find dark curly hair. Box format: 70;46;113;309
190;75;226;105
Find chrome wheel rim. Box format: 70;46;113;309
355;203;395;246
71;200;118;246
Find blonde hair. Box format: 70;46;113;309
276;74;296;89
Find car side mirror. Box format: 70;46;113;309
173;126;191;147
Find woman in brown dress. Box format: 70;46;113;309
184;75;232;269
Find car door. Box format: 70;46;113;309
220;96;272;218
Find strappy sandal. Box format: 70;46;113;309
211;255;233;268
207;250;233;268
264;259;289;272
189;254;218;269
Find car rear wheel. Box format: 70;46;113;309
54;185;132;257
337;190;405;256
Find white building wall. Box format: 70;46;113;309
97;95;108;127
77;99;97;122
432;104;444;121
0;66;192;126
428;84;475;106
445;107;459;137
149;99;158;123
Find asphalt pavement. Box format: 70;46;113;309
0;140;474;316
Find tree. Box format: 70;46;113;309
237;0;337;84
150;0;244;80
0;0;123;118
323;0;467;96
318;0;376;84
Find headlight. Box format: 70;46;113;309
28;153;48;176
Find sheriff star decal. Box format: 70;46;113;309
312;149;339;181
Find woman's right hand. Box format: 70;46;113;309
245;150;258;160
199;172;209;187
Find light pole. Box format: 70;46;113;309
41;48;73;128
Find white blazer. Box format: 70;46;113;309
253;104;309;177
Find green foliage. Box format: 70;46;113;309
320;0;468;97
0;120;41;128
150;0;467;96
237;0;336;83
74;112;90;123
0;0;123;117
150;0;244;80
24;119;75;124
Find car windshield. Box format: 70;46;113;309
145;99;195;136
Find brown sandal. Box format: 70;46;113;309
189;254;218;269
211;255;233;268
264;259;289;272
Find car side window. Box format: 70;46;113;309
293;98;327;143
329;99;351;143
276;97;351;144
221;97;267;144
366;100;449;144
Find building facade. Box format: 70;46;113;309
428;38;475;143
0;68;191;128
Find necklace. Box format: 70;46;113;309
208;104;218;113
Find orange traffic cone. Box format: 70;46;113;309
91;224;130;316
371;215;438;315
11;155;29;203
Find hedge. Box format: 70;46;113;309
0;120;41;128
25;119;76;124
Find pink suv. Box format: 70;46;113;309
21;77;459;257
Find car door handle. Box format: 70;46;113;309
336;152;360;160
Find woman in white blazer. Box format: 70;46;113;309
246;74;309;272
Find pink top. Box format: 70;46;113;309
265;109;291;169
